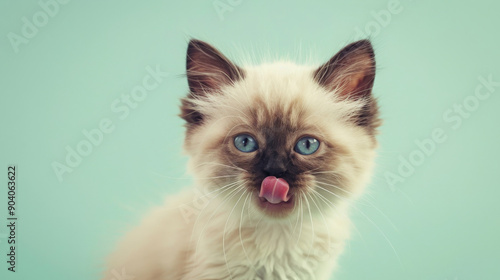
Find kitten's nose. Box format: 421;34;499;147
263;159;287;177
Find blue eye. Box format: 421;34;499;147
294;137;320;155
234;134;258;153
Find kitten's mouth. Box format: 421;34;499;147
259;176;291;204
256;176;295;215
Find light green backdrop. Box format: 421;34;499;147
1;0;499;279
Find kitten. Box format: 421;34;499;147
104;39;380;280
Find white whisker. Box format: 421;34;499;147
223;187;247;279
301;190;315;260
239;192;256;272
194;183;244;257
308;190;332;257
311;188;366;243
296;193;304;246
189;180;243;244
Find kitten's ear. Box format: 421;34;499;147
314;40;375;99
186;39;244;96
182;39;244;125
315;40;380;134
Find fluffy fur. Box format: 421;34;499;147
104;39;380;280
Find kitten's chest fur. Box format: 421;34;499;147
184;203;350;280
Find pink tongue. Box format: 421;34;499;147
259;176;290;204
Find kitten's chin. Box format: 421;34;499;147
255;194;296;218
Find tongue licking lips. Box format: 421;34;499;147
259;176;290;204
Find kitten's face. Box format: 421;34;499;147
181;40;380;220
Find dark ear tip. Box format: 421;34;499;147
187;39;213;53
188;38;203;47
354;39;372;45
187;39;209;65
350;39;373;48
351;40;374;55
187;39;200;52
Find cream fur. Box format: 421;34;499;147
104;56;378;280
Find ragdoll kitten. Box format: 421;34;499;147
104;39;380;280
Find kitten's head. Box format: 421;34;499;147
181;39;380;220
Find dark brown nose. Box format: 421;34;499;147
263;157;287;177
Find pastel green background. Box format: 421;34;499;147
1;0;499;279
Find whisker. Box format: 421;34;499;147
194;183;244;257
223;155;249;175
239;192;257;272
314;186;400;264
315;181;377;207
292;193;301;235
316;181;398;232
188;180;243;206
315;185;352;203
148;171;239;181
223;187;247;280
296;193;304;246
195;161;246;172
189;180;243;244
195;174;240;180
357;199;399;232
310;188;366;244
308;190;332;257
315;180;354;195
301;190;315;260
350;204;402;265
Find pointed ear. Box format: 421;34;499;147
314;40;375;99
186;39;244;95
182;39;245;126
